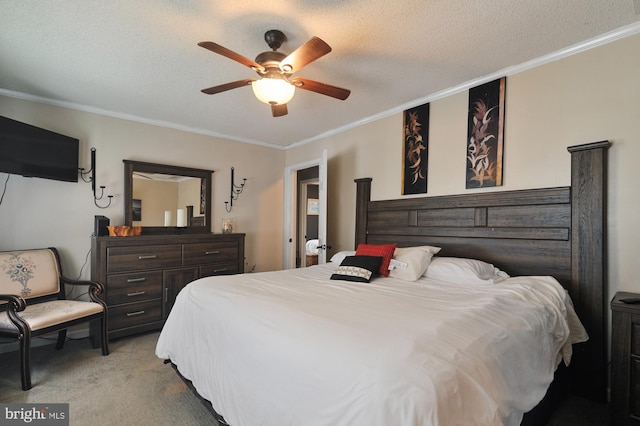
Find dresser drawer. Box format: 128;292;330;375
108;300;162;331
183;242;239;265
200;262;240;277
106;271;162;305
107;244;182;273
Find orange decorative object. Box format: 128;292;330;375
107;226;142;237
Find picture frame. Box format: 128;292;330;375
307;198;319;215
132;199;142;221
466;77;506;188
200;179;206;214
402;103;429;195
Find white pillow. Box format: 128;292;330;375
388;259;408;270
424;257;509;285
329;251;356;264
389;245;441;281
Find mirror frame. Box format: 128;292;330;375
123;160;214;235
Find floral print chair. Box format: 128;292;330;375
0;248;109;390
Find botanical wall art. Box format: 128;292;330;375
466;77;506;188
200;179;206;214
402;103;429;195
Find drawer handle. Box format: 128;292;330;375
127;291;146;297
126;310;145;317
214;267;228;273
138;255;157;260
205;250;220;255
127;277;147;283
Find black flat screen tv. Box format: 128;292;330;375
0;116;79;182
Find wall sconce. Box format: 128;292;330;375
225;167;246;212
79;147;113;209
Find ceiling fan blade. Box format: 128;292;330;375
201;79;255;95
198;41;264;71
271;103;288;117
280;37;332;74
290;78;351;100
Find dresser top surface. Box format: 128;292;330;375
92;233;244;245
611;291;640;313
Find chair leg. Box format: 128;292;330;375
101;315;110;356
19;331;32;391
55;329;67;350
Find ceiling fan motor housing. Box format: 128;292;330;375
255;51;287;70
264;29;286;50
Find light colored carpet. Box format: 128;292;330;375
0;332;217;425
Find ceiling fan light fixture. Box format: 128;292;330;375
252;77;295;105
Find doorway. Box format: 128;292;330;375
283;150;328;269
298;171;319;268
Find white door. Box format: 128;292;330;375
283;150;328;269
317;149;328;264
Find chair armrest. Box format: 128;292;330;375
60;276;105;303
0;294;27;313
0;294;28;332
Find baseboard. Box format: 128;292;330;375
0;326;90;354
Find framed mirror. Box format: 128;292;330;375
123;160;213;234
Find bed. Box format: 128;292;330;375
156;141;609;425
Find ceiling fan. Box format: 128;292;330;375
198;30;351;117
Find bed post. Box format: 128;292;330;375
567;140;610;403
354;178;372;249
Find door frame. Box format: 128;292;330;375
283;150;327;269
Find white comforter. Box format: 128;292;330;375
156;264;587;426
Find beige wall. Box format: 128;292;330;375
286;32;640;303
0;97;285;275
1;32;638;305
178;177;203;222
132;178;179;226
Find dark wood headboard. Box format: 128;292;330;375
354;141;610;402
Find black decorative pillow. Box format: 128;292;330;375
330;255;383;283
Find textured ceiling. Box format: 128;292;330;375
1;1;639;148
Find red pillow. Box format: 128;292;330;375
355;243;397;277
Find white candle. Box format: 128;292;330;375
164;211;172;227
176;209;186;227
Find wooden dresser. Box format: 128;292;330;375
91;233;244;339
611;292;640;426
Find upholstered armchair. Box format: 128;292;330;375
0;247;109;390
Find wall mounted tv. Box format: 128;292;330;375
0;116;79;182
